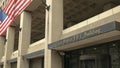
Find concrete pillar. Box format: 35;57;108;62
17;11;31;68
44;0;63;68
0;37;5;59
3;27;15;68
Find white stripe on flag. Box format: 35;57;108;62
0;19;12;35
0;0;32;35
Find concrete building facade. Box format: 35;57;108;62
0;0;120;68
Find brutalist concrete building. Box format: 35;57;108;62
0;0;120;68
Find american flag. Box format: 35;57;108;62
0;0;32;35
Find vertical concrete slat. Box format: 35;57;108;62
44;0;63;68
0;37;5;59
4;27;15;68
17;11;31;68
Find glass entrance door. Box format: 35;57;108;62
64;54;111;68
81;60;95;68
80;55;96;68
79;54;110;68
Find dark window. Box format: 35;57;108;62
11;62;17;68
29;57;44;68
0;65;3;68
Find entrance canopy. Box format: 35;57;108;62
48;21;120;51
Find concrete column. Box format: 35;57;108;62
3;27;15;68
17;11;31;68
0;37;5;59
44;0;63;68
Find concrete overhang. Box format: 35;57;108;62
7;58;17;63
48;21;120;51
22;49;44;59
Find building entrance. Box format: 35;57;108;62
81;60;95;68
80;54;110;68
64;40;120;68
80;55;96;68
65;54;111;68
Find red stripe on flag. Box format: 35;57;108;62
15;0;32;18
0;19;13;35
0;17;11;30
0;0;32;35
0;0;29;30
4;0;15;14
4;0;13;12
